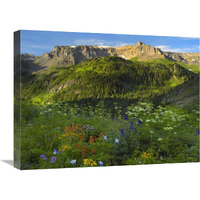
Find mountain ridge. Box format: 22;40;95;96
21;42;199;72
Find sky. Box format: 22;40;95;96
21;30;199;56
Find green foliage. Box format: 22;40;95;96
16;100;199;169
21;56;197;105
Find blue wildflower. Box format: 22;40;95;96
53;149;59;154
115;138;119;144
69;160;76;166
130;121;136;130
120;129;125;137
35;109;37;114
130;121;134;126
98;161;103;166
124;115;128;121
40;154;47;160
50;156;57;163
133;118;135;120
103;136;107;141
137;119;142;126
196;130;200;136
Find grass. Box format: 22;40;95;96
14;100;199;169
137;58;199;74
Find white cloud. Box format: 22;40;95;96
74;39;106;46
155;45;199;53
155;45;181;52
73;39;129;47
29;45;51;49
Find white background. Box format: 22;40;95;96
0;0;199;199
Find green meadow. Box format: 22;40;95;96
14;56;199;169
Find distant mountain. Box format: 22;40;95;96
21;42;199;73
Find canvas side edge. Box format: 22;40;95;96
14;30;22;169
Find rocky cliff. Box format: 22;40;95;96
22;42;199;71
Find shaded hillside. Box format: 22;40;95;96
21;56;197;104
21;54;46;75
161;73;199;110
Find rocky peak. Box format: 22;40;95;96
136;41;145;46
53;45;60;51
32;42;199;68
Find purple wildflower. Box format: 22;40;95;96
40;154;47;160
130;121;136;130
69;160;76;166
130;126;136;131
98;161;103;166
137;119;142;126
196;130;200;136
50;156;57;163
120;129;125;137
53;149;59;154
124;115;128;121
130;121;134;126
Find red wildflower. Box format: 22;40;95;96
91;149;96;154
90;136;94;143
99;131;104;138
82;149;86;157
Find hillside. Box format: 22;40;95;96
161;72;199;110
21;56;197;106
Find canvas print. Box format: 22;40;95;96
14;30;199;170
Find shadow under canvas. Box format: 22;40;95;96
1;160;13;166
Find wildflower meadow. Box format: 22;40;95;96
14;101;199;169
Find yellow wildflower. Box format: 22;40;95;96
59;145;71;152
141;152;152;159
83;159;97;167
